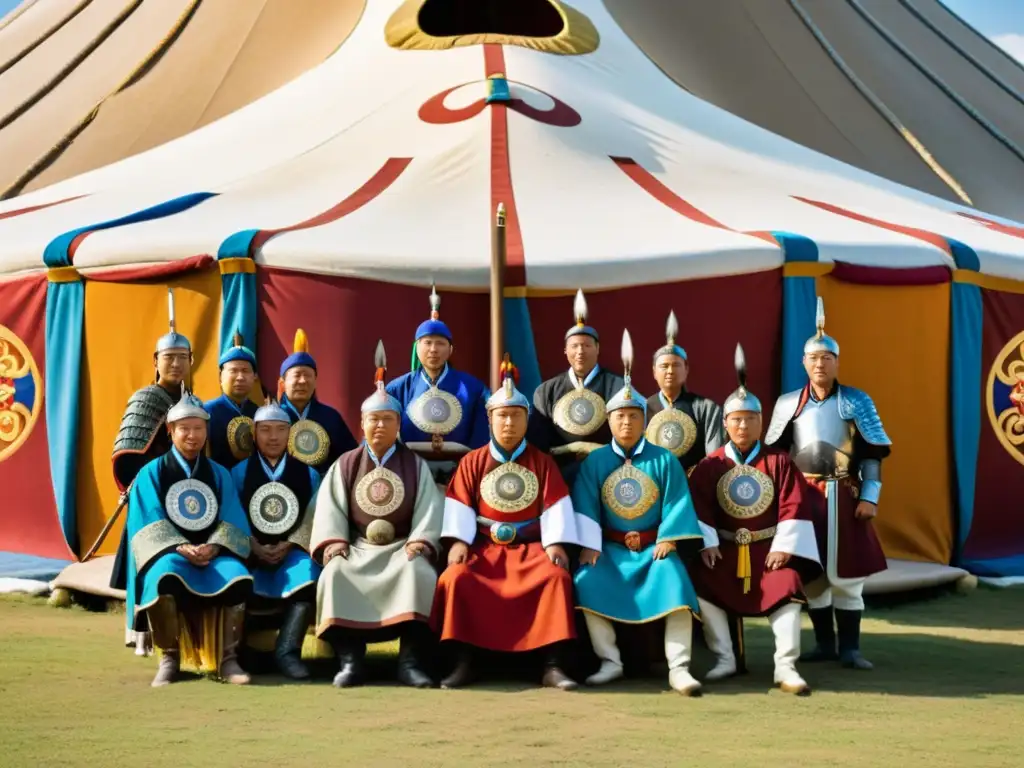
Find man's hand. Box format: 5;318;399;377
251;538;274;564
701;546;722;569
406;541;429;561
579;547;600;567
855;501;878;520
193;544;220;565
653;541;677;561
447;541;470;566
323;541;349;564
546;544;569;570
176;544;203;565
765;551;791;571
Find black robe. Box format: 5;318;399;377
645;389;725;471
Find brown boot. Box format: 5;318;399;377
148;596;181;687
220;605;251;685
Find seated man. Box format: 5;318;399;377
688;345;822;695
205;331;259;469
231;399;322;680
125;385;253;687
311;342;443;689
573;331;705;696
432;356;580;691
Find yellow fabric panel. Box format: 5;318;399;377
76;268;220;557
816;277;952;565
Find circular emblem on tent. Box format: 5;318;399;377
987;331;1024;468
553;388;606;436
248;482;300;536
365;519;396;546
165;479;219;532
490;521;518;545
355;467;405;517
716;465;774;520
645;408;697;458
602;464;659;520
409;386;463;435
227;415;255;460
0;324;43;465
288;419;330;467
480;462;539;513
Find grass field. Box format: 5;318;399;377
1;587;1022;767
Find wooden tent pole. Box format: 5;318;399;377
490;202;507;391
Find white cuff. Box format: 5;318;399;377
441;498;477;545
575;514;603;552
770;519;820;565
540;495;578;548
699;521;720;550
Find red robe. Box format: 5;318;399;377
689;445;822;616
431;443;576;652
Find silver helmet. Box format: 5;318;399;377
723;344;761;416
803;296;840;357
155;288;192;354
361;340;402;415
167;382;208;423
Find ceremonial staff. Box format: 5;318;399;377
490;202;506;392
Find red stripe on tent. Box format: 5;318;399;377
484;44;526;286
829;261;951;286
0;195;85;221
958;211;1024;241
249;157;413;255
794;196;953;257
85;254;214;282
612;157;778;246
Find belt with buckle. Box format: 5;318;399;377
476;516;540;545
717;526;777;546
603;527;659;552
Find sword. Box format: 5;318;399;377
81;485;131;562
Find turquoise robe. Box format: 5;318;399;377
386;365;490;449
126;450;252;625
572;439;702;623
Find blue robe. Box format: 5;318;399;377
203;393;259;469
572;439;702;623
281;395;358;475
386;365;490;449
231;455;322;601
125;451;252;626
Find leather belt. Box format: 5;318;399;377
718;525;777;545
476;516;540;546
604;527;659;552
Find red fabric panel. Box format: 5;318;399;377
828;261;951;286
0;274;72;560
85;254;214;282
527;270;783;416
256;268;491;435
967;289;1024;560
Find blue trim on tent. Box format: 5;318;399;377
41;192;217;553
216;231;260;364
217;229;261;261
950;282;982;564
961;554;1024;578
504;296;541;401
774;232;820;394
0;552;72;581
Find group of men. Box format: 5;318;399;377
111;285;891;695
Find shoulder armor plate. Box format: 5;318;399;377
765;390;802;445
112;386;175;455
837;386;891;447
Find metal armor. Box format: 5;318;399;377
112;385;176;456
790;395;855;478
765;385;891;451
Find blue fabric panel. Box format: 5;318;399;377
0;552;71;580
950;281;982;562
219;271;257;364
774;232;819;394
217;229;261;261
961;554;1024;578
503;296;541;401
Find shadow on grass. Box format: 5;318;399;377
866;585;1024;632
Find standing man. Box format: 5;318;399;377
572;331;705;695
645;311;724;473
432;356;580;690
110;289;191;652
311;342;443;689
386;285;490;486
205;331;258;469
765;298;891;670
231;399;322;680
529;290;625;485
279;328;358;475
689;345;821;694
126;386;253;687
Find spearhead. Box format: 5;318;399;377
167;288;176;333
621;328;634;378
815;296;825;338
573;288;588;327
666;310;678;345
735;343;747;389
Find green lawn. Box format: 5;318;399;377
1;587;1022;767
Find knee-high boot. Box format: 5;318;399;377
275;602;311;680
148;596;180;687
836;609;873;670
770;603;810;694
397;622;435;689
801;606;839;662
220;604;251;685
697;599;736;681
583;612;624;685
665;610;701;696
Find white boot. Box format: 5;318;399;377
665;610;701;696
584;613;624;685
770;603;810;696
697;599;737;681
135;630;152;657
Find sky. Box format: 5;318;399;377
0;0;1021;60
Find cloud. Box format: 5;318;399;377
992;33;1024;63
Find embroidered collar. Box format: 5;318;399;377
171;445;201;478
282;396;312;421
489;438;527;464
365;441;397;468
568;365;600;389
611;438;646;460
725;441;761;465
419;363;450;389
258;452;287;482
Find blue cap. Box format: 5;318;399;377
280;328;316;378
219;330;256;369
565;289;599;343
415;318;452;342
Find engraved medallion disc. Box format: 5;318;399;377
645;408;697;458
354;467;406;517
480;462;539;514
227;415;255;460
249;482;300;536
553;388;606;437
165;479;219;532
716;464;775;520
288;419;330;466
601;463;659;520
409;386;463;436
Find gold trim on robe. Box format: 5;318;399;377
131;520;188;573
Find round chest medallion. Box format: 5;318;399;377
288;419;330;467
553;388;606;437
249;482;301;536
716;464;775;520
365;519;396;545
601;464;659;520
409;387;463;436
354;467;406;517
645;408;697;458
165;479;219;532
227;415;255;460
480;462;539;514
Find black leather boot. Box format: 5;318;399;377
275;602;311;680
331;640;367;688
396;623;435;689
800;606;839;662
440;644;474;689
836;609;873;670
541;642;578;691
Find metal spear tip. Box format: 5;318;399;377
734;343;747;387
621;328;634;370
666;310;678;343
573;288;588;324
374;339;387;369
